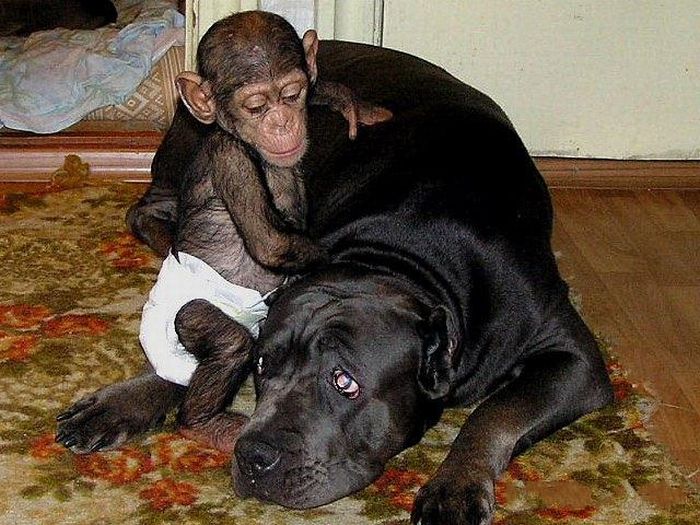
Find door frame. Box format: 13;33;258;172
184;0;384;70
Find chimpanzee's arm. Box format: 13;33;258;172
211;135;326;272
264;164;307;231
311;80;392;139
175;299;252;453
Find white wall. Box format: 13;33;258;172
260;0;314;35
185;0;379;68
382;1;700;159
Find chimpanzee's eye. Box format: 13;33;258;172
282;91;301;104
281;82;303;104
245;103;267;116
332;367;360;399
243;95;268;116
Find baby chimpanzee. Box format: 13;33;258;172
55;11;391;453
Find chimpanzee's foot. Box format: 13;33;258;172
179;412;249;454
56;373;184;454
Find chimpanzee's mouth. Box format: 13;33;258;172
261;142;306;166
266;143;303;157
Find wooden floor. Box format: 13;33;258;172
550;188;700;483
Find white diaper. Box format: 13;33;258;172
139;251;269;386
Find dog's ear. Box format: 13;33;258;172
417;305;459;400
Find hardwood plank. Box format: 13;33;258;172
553;190;650;274
662;286;700;375
551;188;700;480
674;370;700;420
633;191;700;232
552;226;633;340
678;189;700;211
603;194;700;286
598;274;695;372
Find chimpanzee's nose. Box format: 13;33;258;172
235;435;281;475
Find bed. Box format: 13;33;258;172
0;0;185;134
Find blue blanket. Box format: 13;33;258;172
0;0;184;133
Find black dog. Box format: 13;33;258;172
56;41;612;525
231;42;614;524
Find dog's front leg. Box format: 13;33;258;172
56;372;186;453
411;348;613;525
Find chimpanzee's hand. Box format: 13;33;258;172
339;95;393;140
312;80;392;140
355;101;393;132
279;237;329;272
411;471;495;525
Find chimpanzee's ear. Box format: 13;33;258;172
301;29;319;84
417;305;459;400
176;71;217;125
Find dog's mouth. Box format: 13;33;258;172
232;452;376;509
232;461;321;509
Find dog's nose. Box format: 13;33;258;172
235;436;281;475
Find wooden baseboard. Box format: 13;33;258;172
535;157;700;189
0;125;161;183
1;128;699;189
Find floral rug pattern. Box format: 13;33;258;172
0;158;698;524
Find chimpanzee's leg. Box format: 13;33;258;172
174;299;254;453
126;103;208;256
126;186;177;257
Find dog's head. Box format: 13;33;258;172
232;266;458;508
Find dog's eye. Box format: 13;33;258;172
332;368;360;399
256;355;265;375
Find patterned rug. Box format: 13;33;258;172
1;157;698;524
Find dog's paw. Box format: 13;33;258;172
411;475;495;525
55;380;169;454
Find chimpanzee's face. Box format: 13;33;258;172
228;68;310;167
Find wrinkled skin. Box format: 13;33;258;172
232;263;613;517
232;269;443;508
